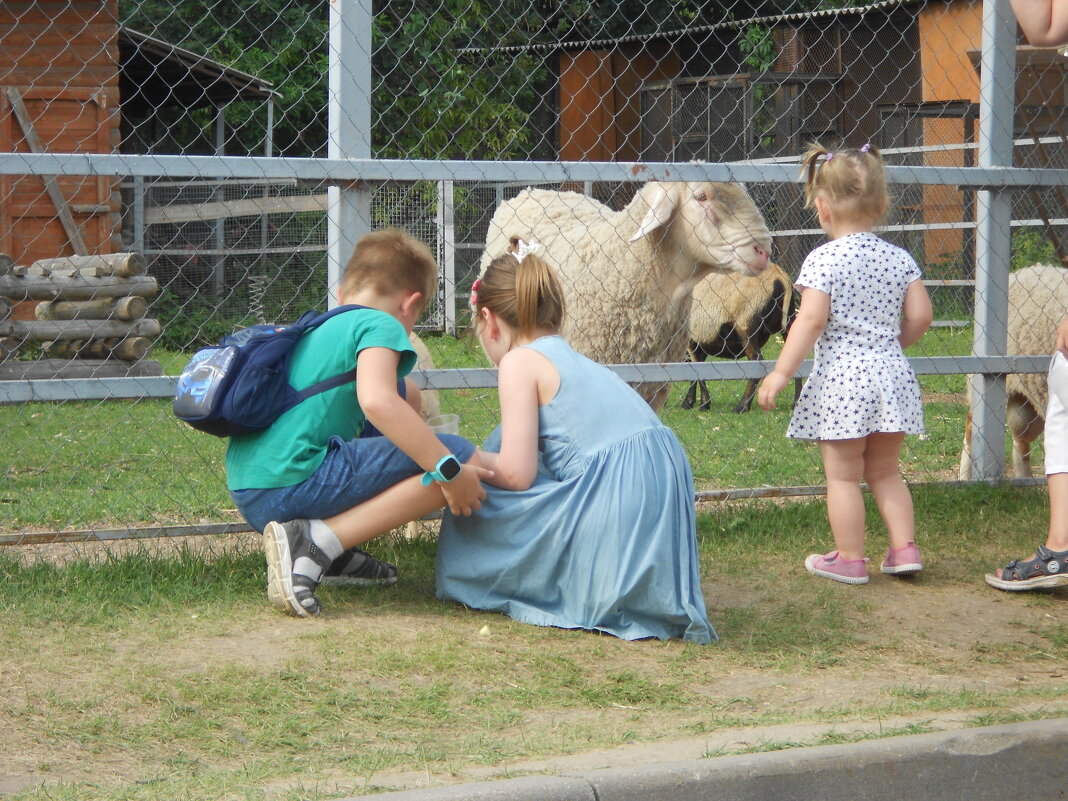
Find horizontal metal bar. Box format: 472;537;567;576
695;476;1045;502
750;136;1065;163
144;245;325;256
0;375;179;403
5;476;1046;545
774;218;1068;237
0;522;252;546
1;153;1066;188
0;355;1051;403
122;177;300;189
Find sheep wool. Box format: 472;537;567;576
481;181;772;411
408;330;440;420
689;261;793;348
685;261;794;412
960;263;1068;478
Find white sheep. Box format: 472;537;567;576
682;261;797;413
408;330;440;420
481;181;772;411
959;264;1068;479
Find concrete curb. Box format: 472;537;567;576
346;717;1068;801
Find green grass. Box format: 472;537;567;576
2;324;1017;533
1;483;1065;801
0;316;1057;799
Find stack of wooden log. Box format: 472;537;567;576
0;252;163;380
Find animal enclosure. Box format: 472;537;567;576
0;0;1065;543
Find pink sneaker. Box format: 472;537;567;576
804;551;870;584
881;542;923;575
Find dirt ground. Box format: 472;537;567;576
2;529;1068;799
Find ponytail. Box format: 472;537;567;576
800;144;833;209
800;141;889;222
515;252;565;337
475;236;566;337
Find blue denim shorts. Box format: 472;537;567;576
231;432;476;533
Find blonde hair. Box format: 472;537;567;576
473;236;566;338
800;142;890;224
340;227;437;310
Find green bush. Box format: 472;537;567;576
1012;229;1059;270
149;289;253;351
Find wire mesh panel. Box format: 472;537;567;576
0;0;1065;542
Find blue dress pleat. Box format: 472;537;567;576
436;336;716;644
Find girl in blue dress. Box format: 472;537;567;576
436;238;715;644
758;143;933;585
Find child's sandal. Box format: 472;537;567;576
984;545;1068;592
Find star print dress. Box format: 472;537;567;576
787;232;925;441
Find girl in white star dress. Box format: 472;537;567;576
758;143;933;585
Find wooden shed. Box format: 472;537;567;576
0;1;277;322
534;0;1064;270
0;0;123;268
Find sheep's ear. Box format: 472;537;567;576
629;182;678;242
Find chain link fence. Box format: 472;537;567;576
0;0;1065;542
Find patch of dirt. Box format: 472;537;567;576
2;534;1067;799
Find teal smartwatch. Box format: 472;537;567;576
420;454;463;486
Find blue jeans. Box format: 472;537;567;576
232;432;476;533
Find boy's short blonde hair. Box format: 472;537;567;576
340;228;438;311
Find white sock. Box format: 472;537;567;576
309;519;344;561
292;519;344;582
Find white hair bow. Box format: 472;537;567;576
514;239;540;262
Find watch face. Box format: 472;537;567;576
439;456;462;481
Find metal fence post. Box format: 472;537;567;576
438;179;457;335
970;0;1017;480
212;106;226;297
327;0;373;307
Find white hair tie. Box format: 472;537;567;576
515;239;540;262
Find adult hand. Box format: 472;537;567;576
440;464;492;516
758;372;790;411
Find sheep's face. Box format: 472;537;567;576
630;182;772;281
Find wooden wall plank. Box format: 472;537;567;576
0;0;119;265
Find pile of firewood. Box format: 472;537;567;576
0;252;162;380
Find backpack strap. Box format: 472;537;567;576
289;304;369;404
293;303;368;331
295;370;357;401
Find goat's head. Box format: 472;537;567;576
628;182;772;283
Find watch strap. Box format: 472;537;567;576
420;454;461;486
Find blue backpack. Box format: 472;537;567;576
173;305;365;437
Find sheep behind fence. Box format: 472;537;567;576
683;261;798;414
481;181;772;412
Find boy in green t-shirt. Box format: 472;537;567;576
229;228;491;617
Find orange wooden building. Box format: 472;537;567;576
548;0;1064;269
0;1;276;321
0;0;123;268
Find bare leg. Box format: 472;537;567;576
325;451;485;549
862;432;914;551
990;352;1068;584
818;437;867;561
1047;473;1068;551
